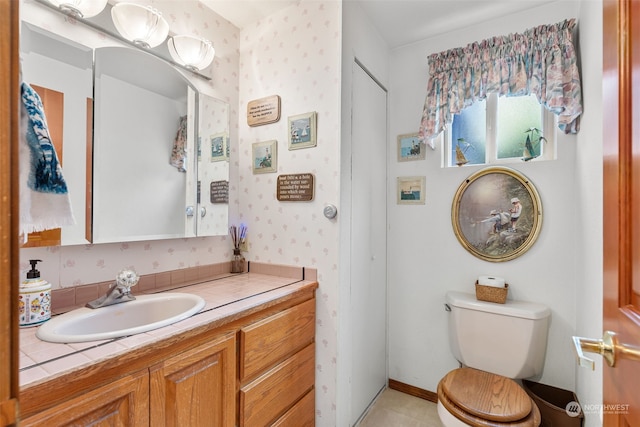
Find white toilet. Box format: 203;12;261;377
437;291;551;427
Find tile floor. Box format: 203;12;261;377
357;388;444;427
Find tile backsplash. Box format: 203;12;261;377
49;261;316;314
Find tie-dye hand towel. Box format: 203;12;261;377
19;82;75;238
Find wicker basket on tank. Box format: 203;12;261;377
475;281;509;304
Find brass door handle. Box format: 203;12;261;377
572;330;640;369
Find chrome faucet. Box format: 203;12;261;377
86;269;139;309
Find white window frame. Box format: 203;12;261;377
442;93;556;167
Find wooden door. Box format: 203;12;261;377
149;332;236;427
603;0;640;425
0;0;20;425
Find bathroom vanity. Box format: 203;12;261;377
18;268;317;426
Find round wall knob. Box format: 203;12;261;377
323;204;338;219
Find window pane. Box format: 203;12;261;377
496;95;542;159
450;100;486;166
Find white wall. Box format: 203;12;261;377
574;1;604;426
387;0;591;398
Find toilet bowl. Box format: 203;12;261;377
437;368;540;427
438;291;551;427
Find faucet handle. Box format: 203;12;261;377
116;269;139;290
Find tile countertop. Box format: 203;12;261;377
19;271;318;390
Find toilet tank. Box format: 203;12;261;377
445;291;551;379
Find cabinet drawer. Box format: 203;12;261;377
240;343;315;427
272;389;315;427
240;298;315;381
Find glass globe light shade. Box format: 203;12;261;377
111;2;169;49
167;35;215;71
46;0;108;18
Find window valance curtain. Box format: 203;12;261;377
418;19;582;149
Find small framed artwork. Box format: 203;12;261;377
288;111;317;150
252;140;277;174
397;176;426;205
451;166;542;262
397;132;425;161
210;133;228;162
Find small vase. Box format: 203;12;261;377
231;248;245;273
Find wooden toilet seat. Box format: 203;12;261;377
438;368;541;427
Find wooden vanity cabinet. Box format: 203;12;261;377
20;283;317;427
21;333;237;427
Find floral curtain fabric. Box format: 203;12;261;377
418;19;582;149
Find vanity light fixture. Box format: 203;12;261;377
111;2;169;49
167;35;215;71
35;0;212;80
46;0;108;18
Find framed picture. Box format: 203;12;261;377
397;176;426;205
397;132;426;161
288;111;317;150
210;133;228;162
451;166;542;262
252;140;277;174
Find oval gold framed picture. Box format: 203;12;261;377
451;166;542;262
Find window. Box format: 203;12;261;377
444;94;555;167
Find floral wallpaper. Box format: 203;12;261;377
238;3;342;424
20;0;342;424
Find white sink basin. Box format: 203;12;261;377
36;293;206;343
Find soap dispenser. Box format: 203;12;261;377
19;259;52;327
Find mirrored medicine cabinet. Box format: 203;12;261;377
20;6;230;246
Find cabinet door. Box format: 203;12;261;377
20;369;149;426
149;332;236;427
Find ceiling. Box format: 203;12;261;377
199;0;299;32
201;0;556;49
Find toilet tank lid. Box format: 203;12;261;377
446;291;550;320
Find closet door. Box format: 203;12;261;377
350;61;388;425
